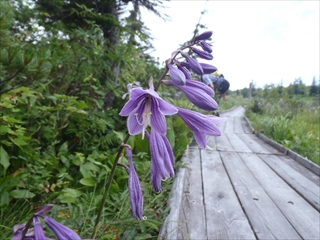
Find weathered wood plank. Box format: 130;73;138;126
224;116;234;133
277;155;320;186
240;152;320;239
241;116;253;133
234;117;245;133
201;150;256;240
259;154;320;211
220;151;302;239
180;147;207;239
225;133;253;153
215;134;235;152
236;133;283;155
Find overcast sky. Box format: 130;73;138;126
138;0;319;90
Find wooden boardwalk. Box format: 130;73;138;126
159;106;320;240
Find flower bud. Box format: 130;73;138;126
199;41;212;53
180;51;203;75
167;64;186;85
194;31;213;42
199;63;217;74
178;65;192;79
190;47;213;60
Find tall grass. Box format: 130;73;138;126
246;98;320;165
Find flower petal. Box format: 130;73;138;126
190;47;213;60
43;216;81;240
150;98;167;135
126;147;143;220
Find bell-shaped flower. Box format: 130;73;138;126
12;224;35;240
177;108;226;149
177;65;192;80
163;79;218;111
33;216;48;240
125;147;143;220
41;216;81;240
190;47;213;60
167;64;186;85
194;31;213;42
199;41;213;53
145;130;175;193
199;63;217;74
119;78;178;138
180;51;203;75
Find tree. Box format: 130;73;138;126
309;76;319;96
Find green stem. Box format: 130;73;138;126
91;133;130;239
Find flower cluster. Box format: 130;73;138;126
12;204;80;240
119;31;226;219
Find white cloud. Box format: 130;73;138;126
139;0;319;90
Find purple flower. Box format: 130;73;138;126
164;79;218;111
145;130;175;193
167;64;186;85
194;31;213;42
190;47;213;60
122;82;141;100
42;216;81;240
199;41;212;53
177;65;192;80
199;63;217;74
12;224;34;240
126;147;143;220
33;216;48;240
119;79;178;138
180;51;203;75
177;108;226;148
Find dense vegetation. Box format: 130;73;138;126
0;0;193;238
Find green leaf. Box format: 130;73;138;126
10;190;35;199
0;191;9;206
79;178;96;186
0;146;10;174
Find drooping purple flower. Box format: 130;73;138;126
11;223;27;240
180;51;203;75
145;130;175;193
125;147;143;220
199;41;213;53
163;79;218;111
194;31;213;42
199;63;217;74
167;63;186;85
190;47;213;60
177;108;226;149
33;216;48;240
119;78;178;138
41;216;81;240
177;65;192;79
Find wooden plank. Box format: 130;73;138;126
240;152;320;239
201;150;256;239
237;133;274;154
220;151;302;239
244;134;284;155
179;147;207;239
278;155;320;186
226;133;253;153
259;154;320;211
241;116;253;133
234;117;245;133
215;134;235;152
224;116;234;133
